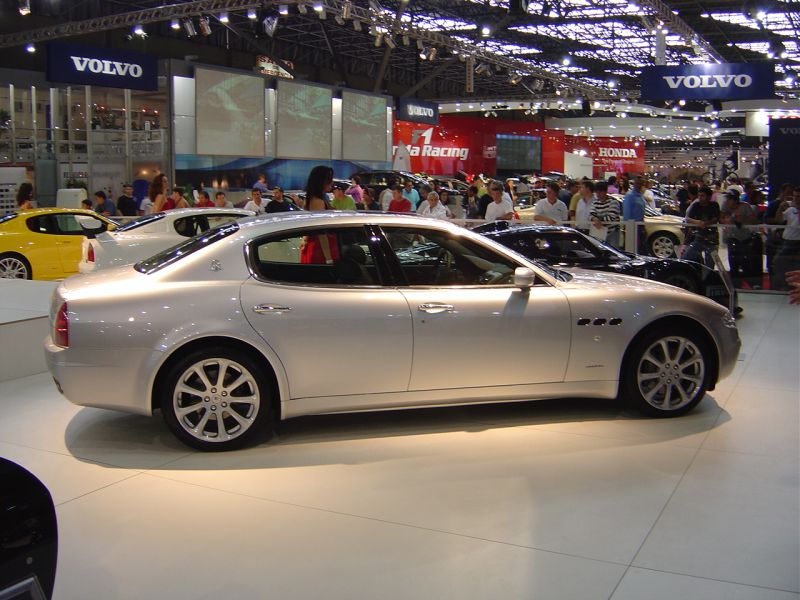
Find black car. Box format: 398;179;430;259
0;458;58;599
476;222;733;309
350;170;430;197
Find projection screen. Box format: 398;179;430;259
342;91;388;161
276;80;332;160
195;68;265;157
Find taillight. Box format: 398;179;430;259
54;302;69;348
87;244;95;262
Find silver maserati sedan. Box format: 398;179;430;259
45;213;740;451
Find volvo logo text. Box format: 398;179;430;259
70;56;144;78
662;74;752;90
406;105;435;117
779;128;800;135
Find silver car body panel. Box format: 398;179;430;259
46;212;740;420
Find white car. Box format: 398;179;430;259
46;213;740;451
78;208;253;272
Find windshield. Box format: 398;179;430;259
115;212;166;232
577;231;628;259
134;221;239;274
0;213;19;225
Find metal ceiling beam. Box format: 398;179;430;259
0;0;265;49
373;2;410;93
637;0;725;63
404;57;458;97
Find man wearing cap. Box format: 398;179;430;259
331;183;356;210
266;187;294;213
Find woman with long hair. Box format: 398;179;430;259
149;173;169;213
300;166;337;264
16;182;34;210
304;165;333;212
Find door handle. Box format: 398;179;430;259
253;304;292;314
418;303;454;314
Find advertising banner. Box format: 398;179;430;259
768;118;800;200
396;97;439;125
564;136;644;178
47;42;158;91
640;63;774;101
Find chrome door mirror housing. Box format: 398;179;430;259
514;266;535;289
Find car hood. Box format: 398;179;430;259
556;267;697;296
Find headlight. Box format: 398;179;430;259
721;311;737;329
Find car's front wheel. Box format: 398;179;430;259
623;327;711;417
161;347;274;451
648;232;679;258
0;253;32;279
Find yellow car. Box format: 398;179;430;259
0;208;117;280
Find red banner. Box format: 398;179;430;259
564;136;645;179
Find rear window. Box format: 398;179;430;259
134;221;239;274
115;212;165;232
0;213;19;225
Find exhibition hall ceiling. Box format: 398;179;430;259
3;0;797;104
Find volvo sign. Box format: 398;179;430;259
47;42;158;91
396;97;439;125
641;63;774;101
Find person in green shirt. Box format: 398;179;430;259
331;183;356;210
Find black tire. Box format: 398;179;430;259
662;271;699;293
0;253;32;279
622;326;711;418
648;232;679;259
160;346;274;451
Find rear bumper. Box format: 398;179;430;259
44;337;159;416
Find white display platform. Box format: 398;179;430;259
0;279;57;382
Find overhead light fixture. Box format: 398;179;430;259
341;0;351;19
416;39;424;51
475;62;491;76
384;34;396;49
279;4;289;15
402;34;410;46
25;43;35;53
198;16;212;36
133;24;145;36
508;73;522;85
170;19;180;30
335;14;345;24
678;99;686;106
312;1;324;11
374;33;384;47
18;0;31;16
182;18;197;36
317;7;327;19
607;79;617;89
562;56;571;66
219;12;229;23
479;22;493;37
353;19;362;31
247;9;257;20
425;47;437;60
297;3;308;14
368;0;383;13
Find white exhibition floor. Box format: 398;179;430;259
0;294;797;600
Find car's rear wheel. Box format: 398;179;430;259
648;232;679;258
662;272;699;293
623;327;710;417
0;253;32;279
161;347;274;451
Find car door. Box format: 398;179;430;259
240;225;413;400
380;225;572;391
19;215;62;278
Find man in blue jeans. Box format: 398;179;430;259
623;176;646;253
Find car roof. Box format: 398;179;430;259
485;224;576;236
156;208;254;219
235;211;468;235
14;207;112;218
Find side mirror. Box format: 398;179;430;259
514;266;535;289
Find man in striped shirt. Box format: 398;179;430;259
590;181;621;248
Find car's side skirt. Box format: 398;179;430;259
283;380;619;419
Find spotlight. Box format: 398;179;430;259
247;9;257;20
198;17;212;36
133;24;145;36
25;43;35;53
279;4;289;15
353;19;362;31
416;39;425;51
475;62;491;76
298;3;307;14
18;0;31;16
335;14;345;24
312;1;324;11
384;34;396;49
170;19;180;30
219;12;229;23
182;18;197;36
562;56;571;66
368;0;383;12
678;99;686;106
375;33;384;47
508;73;522;85
480;23;493;37
402;34;410;45
607;79;617;88
341;0;351;19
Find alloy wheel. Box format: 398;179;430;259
636;336;705;411
0;256;29;279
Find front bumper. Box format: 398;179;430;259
714;319;741;383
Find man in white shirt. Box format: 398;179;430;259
574;180;595;232
534;181;569;224
243;189;266;213
642;179;656;210
484;181;515;221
